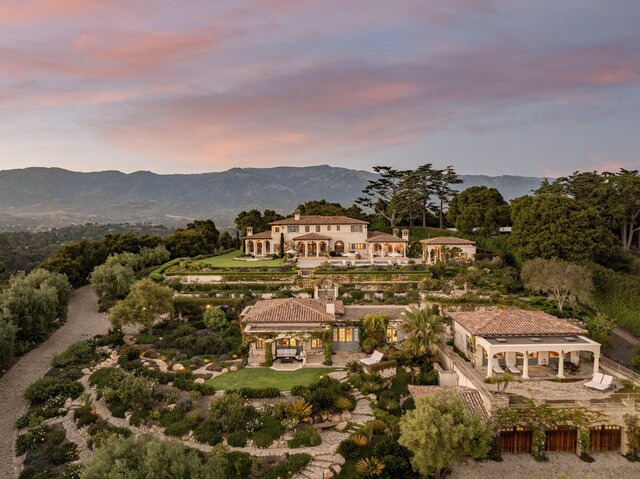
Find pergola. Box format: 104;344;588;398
244;229;274;256
477;335;601;379
366;231;408;259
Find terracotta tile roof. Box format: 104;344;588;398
242;298;336;324
449;309;587;337
408;385;490;420
367;231;408;243
270;215;369;226
245;231;273;239
419;236;476;245
292;233;333;241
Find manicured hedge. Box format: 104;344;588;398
225;387;280;399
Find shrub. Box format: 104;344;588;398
209;393;257;433
24;377;83;404
253;415;284;448
16;427;45;455
261;453;312;479
52;340;102;368
164;411;200;437
74;404;99;428
203;307;228;331
89;367;124;392
227;431;250;447
193;420;223;445
288;425;321;448
226;387;280;399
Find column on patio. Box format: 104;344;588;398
557;349;565;379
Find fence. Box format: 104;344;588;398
601;357;640;384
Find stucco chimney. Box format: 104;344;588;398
325;302;336;315
402;229;409;240
294;209;301;221
246;226;253;236
392;227;399;237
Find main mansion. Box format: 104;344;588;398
244;209;409;258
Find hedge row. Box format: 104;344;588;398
225;387;281;398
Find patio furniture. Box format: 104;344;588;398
591;374;614;391
505;359;520;375
278;348;298;358
492;358;505;375
360;350;384;366
584;373;604;388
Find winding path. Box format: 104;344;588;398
0;286;110;479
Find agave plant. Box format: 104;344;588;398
360;380;384;395
351;434;368;447
337;438;359;459
334;396;352;412
355;457;385;478
345;360;364;375
289;398;313;423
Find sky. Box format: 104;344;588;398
1;0;639;177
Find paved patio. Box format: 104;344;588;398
452;452;640;479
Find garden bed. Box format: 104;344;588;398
208;367;336;391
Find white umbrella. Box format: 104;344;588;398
388;252;402;257
285;249;298;255
343;251;357;257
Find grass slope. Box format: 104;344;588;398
207;367;335;391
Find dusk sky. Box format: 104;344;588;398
1;0;639;176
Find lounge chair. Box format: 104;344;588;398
492;358;504;375
360;350;384;366
584;373;604;389
505;358;520;375
591;375;614;391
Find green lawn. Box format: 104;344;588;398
207;367;336;391
197;250;285;268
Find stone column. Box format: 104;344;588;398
558;351;565;379
522;351;529;379
593;352;600;375
486;348;493;378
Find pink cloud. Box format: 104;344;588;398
0;0;119;25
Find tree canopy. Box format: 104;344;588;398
109;278;173;330
400;306;444;356
447;186;510;235
521;258;593;312
82;433;228;479
398;390;493;479
510;194;615;263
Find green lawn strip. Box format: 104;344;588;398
196;250;285;268
207;367;337;391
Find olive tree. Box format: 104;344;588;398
399;390;494;479
109;278;173;330
521;258;593;312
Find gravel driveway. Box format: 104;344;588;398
0;286;110;479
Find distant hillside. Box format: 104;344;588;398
0;166;544;228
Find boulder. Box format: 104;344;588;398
194;378;205;384
81;368;91;376
323;468;334;479
335;422;348;432
331;413;341;422
332;465;342;476
340;411;352;422
229;365;238;372
221;368;229;374
172;363;185;372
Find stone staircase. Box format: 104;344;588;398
295;453;345;479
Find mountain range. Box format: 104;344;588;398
0;166;545;229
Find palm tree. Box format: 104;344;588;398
400;306;444;355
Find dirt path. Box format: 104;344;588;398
0;286;110;479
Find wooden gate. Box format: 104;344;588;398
590;425;622;452
545;427;577;452
500;427;532;453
